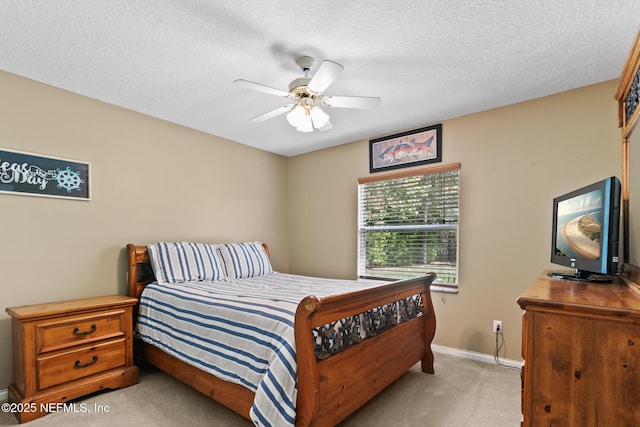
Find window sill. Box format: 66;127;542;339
432;285;458;294
358;277;458;294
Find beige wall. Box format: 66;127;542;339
0;71;289;388
287;80;622;360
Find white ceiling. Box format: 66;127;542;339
1;1;638;157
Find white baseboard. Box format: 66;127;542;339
0;388;7;402
433;344;523;369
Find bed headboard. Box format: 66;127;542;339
126;243;271;300
126;244;154;300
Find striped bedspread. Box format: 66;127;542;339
135;272;384;427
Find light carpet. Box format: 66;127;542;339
0;351;521;426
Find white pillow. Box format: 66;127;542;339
218;242;273;279
147;242;226;284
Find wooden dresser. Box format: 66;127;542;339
6;295;139;423
518;273;640;426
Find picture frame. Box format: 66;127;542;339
0;147;90;200
369;123;442;173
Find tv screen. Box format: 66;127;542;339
549;177;621;282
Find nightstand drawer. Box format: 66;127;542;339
37;339;126;390
36;310;125;354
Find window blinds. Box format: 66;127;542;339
358;164;460;289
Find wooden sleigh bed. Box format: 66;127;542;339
127;242;436;426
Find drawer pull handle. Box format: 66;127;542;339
74;355;98;368
73;324;97;336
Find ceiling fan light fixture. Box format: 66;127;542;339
286;105;307;128
310;105;330;129
287;99;324;132
296;115;313;132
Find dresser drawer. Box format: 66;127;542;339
37;339;126;390
36;309;126;354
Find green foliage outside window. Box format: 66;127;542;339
359;170;459;284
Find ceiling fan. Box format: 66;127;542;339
234;56;381;132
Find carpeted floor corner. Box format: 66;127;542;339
1;351;521;426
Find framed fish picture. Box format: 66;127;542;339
369;124;442;173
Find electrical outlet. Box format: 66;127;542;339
493;320;503;334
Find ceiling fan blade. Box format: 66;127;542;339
324;95;381;109
307;60;344;93
234;79;291;97
250;104;295;123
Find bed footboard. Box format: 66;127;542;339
294;274;436;427
126;243;436;427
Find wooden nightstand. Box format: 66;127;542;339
6;295;139;423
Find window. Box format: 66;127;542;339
358;163;460;292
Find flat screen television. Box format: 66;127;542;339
549;176;621;282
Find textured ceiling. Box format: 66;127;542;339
1;1;638;156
